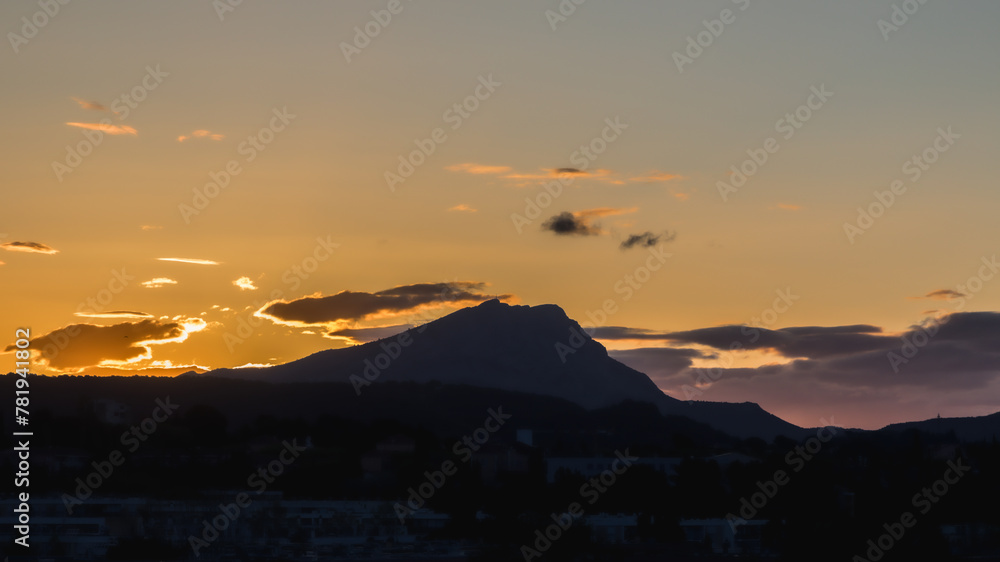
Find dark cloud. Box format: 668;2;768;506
609;347;709;386
610;311;1000;428
327;324;415;344
541;212;600;236
1;241;58;254
260;282;511;325
911;289;966;301
4;319;204;371
553;167;587;175
620;231;676;250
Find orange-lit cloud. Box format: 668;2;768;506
1;241;58;254
449;163;680;188
66;122;137;135
573;207;637;219
141;277;178;288
141;225;163;231
233;276;258;291
178;129;224;142
629;171;682;183
445;163;512;175
157;257;220;265
71;97;109;111
5;318;206;372
448;204;477;213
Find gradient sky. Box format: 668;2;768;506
2;0;999;430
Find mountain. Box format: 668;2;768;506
204;300;807;440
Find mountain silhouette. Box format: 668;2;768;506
204;299;807;440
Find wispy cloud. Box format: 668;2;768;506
620;231;676;250
445;163;513;175
66;122;137;135
74;310;154;319
910;289;966;301
157;257;220;265
178;129;224;142
71;97;109;111
629;172;682;183
448;204;478;213
141;278;178;289
141;225;163;231
1;241;59;254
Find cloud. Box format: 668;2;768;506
157;257;220;265
178;129;224;142
446;163;513;175
4;318;206;372
629;171;682;183
71;97;109;111
911;289;966;301
326;324;415;344
573;207;637;219
66;122;137;135
447;163;681;187
609;311;1000;428
74;310;154;319
1;241;58;254
258;282;511;327
233;276;258;291
541;212;601;236
541;208;636;236
141;278;178;289
448;204;478;213
620;231;676;250
141;225;163;231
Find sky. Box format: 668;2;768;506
2;0;999;430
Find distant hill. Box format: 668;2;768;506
202;300;808;441
879;411;1000;442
